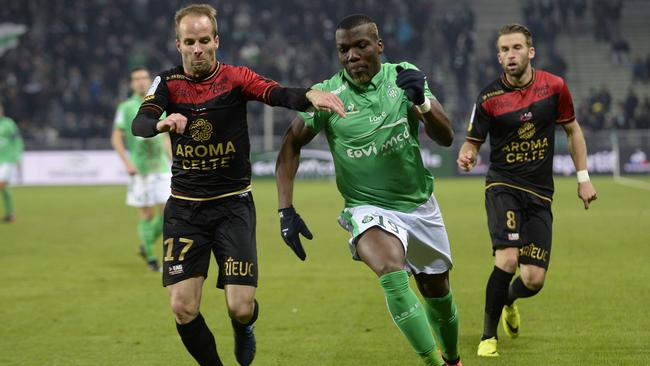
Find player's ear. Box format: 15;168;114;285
528;46;535;60
377;38;384;54
176;38;181;53
214;35;220;50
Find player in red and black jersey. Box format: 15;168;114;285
457;24;597;358
131;4;345;366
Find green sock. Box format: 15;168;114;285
379;270;444;366
137;218;156;261
2;187;14;216
424;291;460;362
151;212;164;241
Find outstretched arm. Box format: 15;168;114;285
275;116;318;260
562;120;597;209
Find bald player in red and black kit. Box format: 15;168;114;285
132;4;344;366
457;24;597;358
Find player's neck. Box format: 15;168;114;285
505;66;533;87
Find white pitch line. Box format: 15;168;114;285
614;176;650;190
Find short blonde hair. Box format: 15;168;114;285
496;23;533;50
175;4;218;40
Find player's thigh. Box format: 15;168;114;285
519;198;553;271
486;186;525;249
166;275;205;313
356;226;406;276
213;192;258;290
162;197;214;287
400;193;453;275
339;206;408;275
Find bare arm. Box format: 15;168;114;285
110;128;137;175
411;98;454;146
562;120;597;209
275;116;318;209
457;140;482;172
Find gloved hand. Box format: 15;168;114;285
396;65;426;105
278;206;313;261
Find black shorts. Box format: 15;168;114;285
485;185;553;269
162;191;258;288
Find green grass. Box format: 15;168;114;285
1;177;649;365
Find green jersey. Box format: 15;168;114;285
0;116;23;164
300;62;436;212
113;95;169;174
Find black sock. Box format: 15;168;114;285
233;299;259;327
482;266;514;340
506;276;541;305
176;313;223;366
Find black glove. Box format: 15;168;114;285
278;206;313;261
395;65;426;105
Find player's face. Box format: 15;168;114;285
336;24;383;84
176;14;219;78
130;70;151;97
497;33;535;78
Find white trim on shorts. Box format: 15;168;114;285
338;193;453;275
126;172;172;208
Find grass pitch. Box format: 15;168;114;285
1;177;649;365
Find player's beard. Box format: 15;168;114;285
186;55;215;78
504;57;529;79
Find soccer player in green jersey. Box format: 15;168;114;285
111;67;172;272
0;101;24;223
276;15;462;366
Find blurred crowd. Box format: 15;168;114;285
0;0;435;148
579;85;650;130
0;0;648;150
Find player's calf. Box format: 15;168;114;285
232;300;258;366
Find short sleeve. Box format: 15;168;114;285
236;66;280;103
139;75;169;118
556;80;576;124
466;100;492;143
113;105;126;130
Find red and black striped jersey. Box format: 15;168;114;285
466;69;575;200
138;63;279;199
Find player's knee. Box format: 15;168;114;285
498;256;519;273
139;208;155;220
522;272;545;291
227;299;255;323
170;296;199;324
375;262;404;277
414;272;450;298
